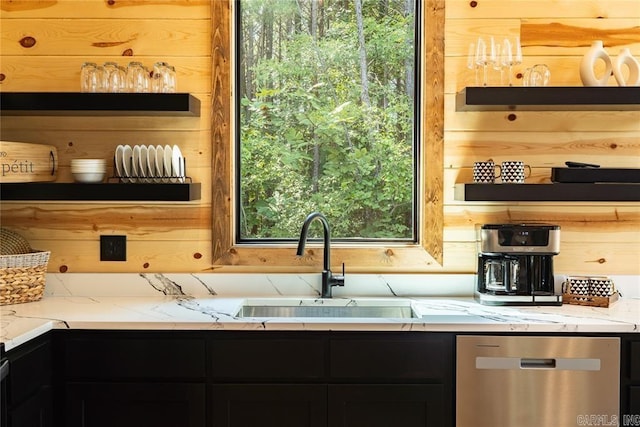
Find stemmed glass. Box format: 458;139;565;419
501;37;523;86
467;42;478;85
475;37;498;86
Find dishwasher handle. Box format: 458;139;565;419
520;358;556;369
476;356;601;371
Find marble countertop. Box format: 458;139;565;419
0;296;640;351
2;294;638;352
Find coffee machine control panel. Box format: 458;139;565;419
479;224;560;254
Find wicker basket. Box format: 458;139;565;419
0;228;50;305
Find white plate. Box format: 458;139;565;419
147;145;157;181
122;145;133;182
138;145;148;181
155;145;166;181
163;144;173;179
132;145;142;182
171;144;184;182
114;145;125;180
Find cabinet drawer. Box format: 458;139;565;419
62;332;206;380
211;384;327;427
330;333;453;381
328;384;448;427
209;333;326;380
66;382;205;427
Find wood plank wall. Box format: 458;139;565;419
0;0;214;273
444;0;640;276
1;0;639;276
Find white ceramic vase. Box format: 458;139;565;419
580;40;612;86
613;48;640;86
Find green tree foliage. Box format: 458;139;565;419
239;0;415;240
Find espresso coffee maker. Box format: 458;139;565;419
476;223;562;306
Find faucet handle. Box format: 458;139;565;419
335;263;346;287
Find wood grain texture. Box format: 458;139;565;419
446;0;639;19
210;0;232;264
1;20;211;56
422;0;445;264
0;0;210;19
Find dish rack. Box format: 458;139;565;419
0;228;50;305
108;155;192;183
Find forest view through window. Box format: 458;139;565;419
237;0;418;241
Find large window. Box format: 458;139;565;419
236;0;419;242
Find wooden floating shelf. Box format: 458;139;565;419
454;183;640;202
0;92;201;116
0;182;201;201
456;86;640;111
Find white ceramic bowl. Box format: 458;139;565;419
71;159;106;174
73;171;105;183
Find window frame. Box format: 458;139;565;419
211;0;444;272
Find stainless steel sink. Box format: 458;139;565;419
235;298;418;319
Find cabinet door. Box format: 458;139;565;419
7;335;52;406
630;386;640;417
328;384;448;427
211;384;327;427
8;385;53;427
65;382;205;427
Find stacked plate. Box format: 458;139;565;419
114;144;185;183
71;158;106;183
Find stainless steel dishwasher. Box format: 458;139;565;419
456;335;620;427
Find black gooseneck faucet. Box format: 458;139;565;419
296;212;345;298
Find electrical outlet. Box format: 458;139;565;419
100;235;127;261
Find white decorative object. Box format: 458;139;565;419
613;48;640;86
580;40;612;86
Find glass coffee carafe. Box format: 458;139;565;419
483;258;520;294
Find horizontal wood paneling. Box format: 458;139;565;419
1;0;638;277
0;0;210;19
29;238;213;273
444;131;639;164
446;0;639;19
1;19;211;56
445;96;640;131
2;204;211;241
0;56;211;92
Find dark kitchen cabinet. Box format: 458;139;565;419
49;330;453;427
327;333;453;427
55;331;207;427
207;331;454;427
4;333;53;427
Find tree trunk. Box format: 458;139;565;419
405;0;415;98
355;0;370;107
